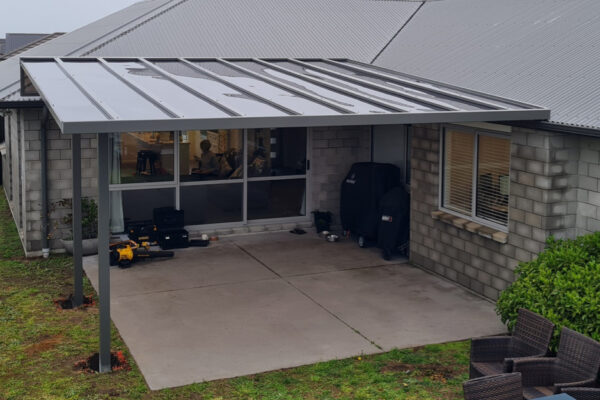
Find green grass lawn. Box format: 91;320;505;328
0;187;470;399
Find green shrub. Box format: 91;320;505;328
496;232;600;351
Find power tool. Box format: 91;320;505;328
109;240;174;268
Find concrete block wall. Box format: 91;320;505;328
310;125;371;225
574;136;600;234
21;109;98;255
409;124;582;301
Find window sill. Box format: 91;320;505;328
430;210;508;244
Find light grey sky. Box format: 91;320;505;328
1;0;142;37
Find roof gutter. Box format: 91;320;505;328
504;120;600;138
0;100;45;109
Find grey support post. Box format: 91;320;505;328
97;133;111;372
71;134;83;308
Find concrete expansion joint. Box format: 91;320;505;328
109;275;280;300
233;241;384;351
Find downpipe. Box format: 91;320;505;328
41;107;50;258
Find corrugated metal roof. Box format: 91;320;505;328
86;0;422;60
0;0;176;102
20;57;549;134
1;0;421;103
4;34;51;54
3;0;600;132
0;33;65;62
374;0;600;130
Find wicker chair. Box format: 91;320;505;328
470;308;555;378
561;388;600;400
513;327;600;399
463;373;523;400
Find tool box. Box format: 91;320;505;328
126;220;158;242
157;228;190;250
153;207;184;230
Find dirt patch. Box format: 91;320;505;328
381;362;458;382
74;351;130;373
24;335;63;356
54;294;95;310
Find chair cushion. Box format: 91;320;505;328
523;386;554;399
470;361;504;377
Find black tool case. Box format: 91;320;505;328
153;207;185;230
377;186;410;260
157;229;190;250
340;162;401;245
126;220;157;242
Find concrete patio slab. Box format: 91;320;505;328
83;241;277;296
110;278;378;390
289;264;505;350
83;231;505;390
235;232;399;276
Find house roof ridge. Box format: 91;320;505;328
79;0;190;57
0;0;181;100
0;33;64;62
370;1;425;63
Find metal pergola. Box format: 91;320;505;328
19;57;550;372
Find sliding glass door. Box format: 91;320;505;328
246;128;307;221
109;127;310;232
180;129;244;226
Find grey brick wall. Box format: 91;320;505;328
574;136;600;234
310;125;371;226
20;109;98;255
410;124;585;301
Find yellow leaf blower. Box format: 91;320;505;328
109;240;174;268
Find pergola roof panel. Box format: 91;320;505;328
60;60;170;120
20;57;550;134
101;60;231;119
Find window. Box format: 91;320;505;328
441;127;510;228
180;130;243;182
247;128;307;177
110;132;175;184
247;128;308;220
108;127;310;232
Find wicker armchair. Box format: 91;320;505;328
561;388;600;400
513;327;600;399
470;308;555;378
463;373;523;400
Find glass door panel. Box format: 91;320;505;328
180;129;244;182
247;127;308;221
247;179;306;220
111;132;175;184
181;184;243;225
247;128;307;177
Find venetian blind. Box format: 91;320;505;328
443;130;474;215
476;135;510;226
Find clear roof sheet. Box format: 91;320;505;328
20;57;550;134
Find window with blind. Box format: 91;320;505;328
442;127;510;228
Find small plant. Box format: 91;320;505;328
496;233;600;350
52;198;98;240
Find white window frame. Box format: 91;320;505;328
439;124;510;232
